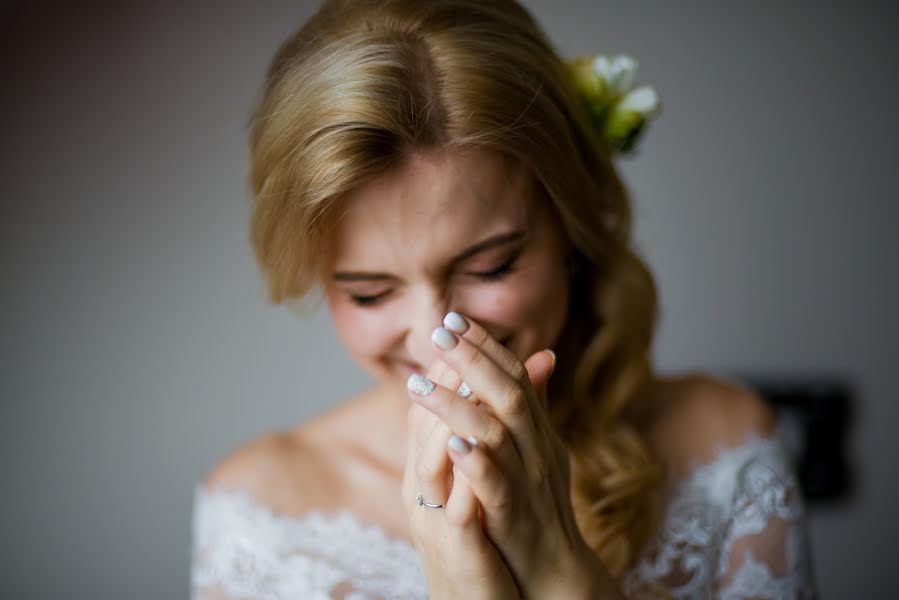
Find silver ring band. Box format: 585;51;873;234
416;494;444;508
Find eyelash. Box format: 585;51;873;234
475;258;516;280
348;257;518;306
349;291;389;306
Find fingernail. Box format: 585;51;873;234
544;349;557;372
466;435;479;447
407;373;435;396
448;434;471;454
457;381;472;398
443;311;469;334
431;327;458;350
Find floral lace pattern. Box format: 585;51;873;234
190;490;426;600
191;436;814;599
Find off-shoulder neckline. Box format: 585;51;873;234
681;433;787;475
194;433;788;548
193;483;419;550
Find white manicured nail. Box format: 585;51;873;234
448;434;471;454
457;381;472;398
466;435;479;447
431;327;457;350
407;374;435;396
443;312;469;334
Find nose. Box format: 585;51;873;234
403;284;451;370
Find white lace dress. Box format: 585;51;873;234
190;435;815;599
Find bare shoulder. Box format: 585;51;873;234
646;372;776;477
201;427;336;513
199;385;407;531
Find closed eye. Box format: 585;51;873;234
349;291;391;306
347;254;520;307
470;250;521;280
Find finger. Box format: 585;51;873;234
443;312;486;404
408;357;473;515
444;465;480;530
412;403;453;511
425;356;460;390
407;373;524;481
444;312;553;411
403;403;434;510
443;311;526;411
405;393;452;512
446;433;515;535
444;467;501;568
403;394;428;496
443;311;520;378
429;324;544;468
413;363;457;468
522;349;556;409
445;312;555;409
441;313;553;423
428;356;480;407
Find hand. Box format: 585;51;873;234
402;354;520;599
408;312;620;599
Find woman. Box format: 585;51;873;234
191;0;815;597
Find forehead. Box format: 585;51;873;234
326;148;536;268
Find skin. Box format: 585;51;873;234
320;147;570;389
204;145;777;598
318;147;616;597
404;318;617;598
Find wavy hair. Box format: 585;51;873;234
248;0;664;576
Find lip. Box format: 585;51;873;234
399;361;425;376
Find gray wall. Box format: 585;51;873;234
2;1;896;597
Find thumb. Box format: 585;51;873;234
523;349;556;399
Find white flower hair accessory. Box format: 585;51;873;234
568;54;661;155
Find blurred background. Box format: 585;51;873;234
1;0;896;597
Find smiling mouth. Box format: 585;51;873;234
400;361;425;376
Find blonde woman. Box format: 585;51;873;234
190;1;815;598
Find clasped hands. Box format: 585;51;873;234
401;312;616;599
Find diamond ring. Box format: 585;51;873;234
416;494;444;509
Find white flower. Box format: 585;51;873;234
617;85;660;117
591;55;638;97
568;52;661;154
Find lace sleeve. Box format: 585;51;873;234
622;436;817;599
713;441;816;599
189;486;428;600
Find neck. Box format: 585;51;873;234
350;381;410;477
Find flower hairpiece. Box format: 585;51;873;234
568;54;661;155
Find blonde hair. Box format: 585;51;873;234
249;0;663;576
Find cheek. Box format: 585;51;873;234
327;298;398;360
466;263;568;331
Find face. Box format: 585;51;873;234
321;147;571;389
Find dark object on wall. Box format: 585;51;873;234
735;375;853;503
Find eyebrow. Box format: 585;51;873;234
332;230;525;282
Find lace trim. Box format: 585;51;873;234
191;435;814;599
191;487;427;599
